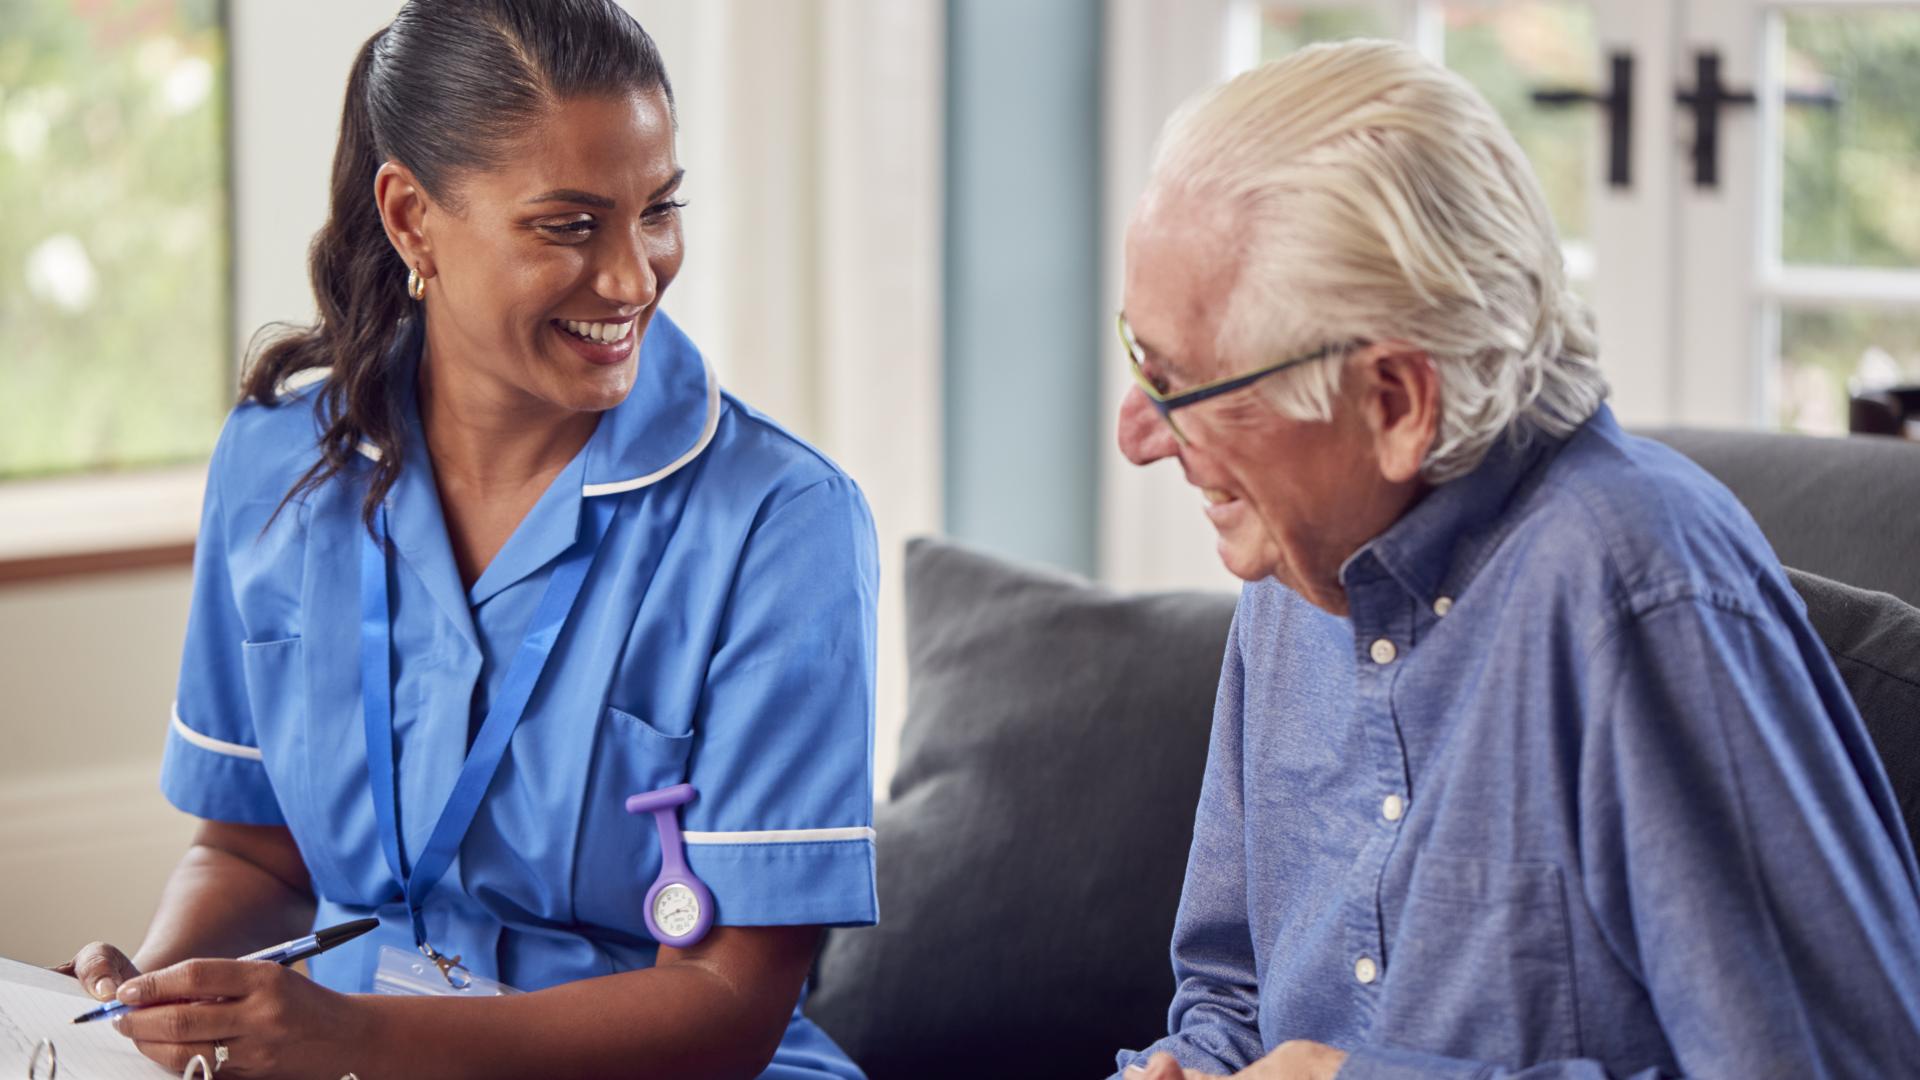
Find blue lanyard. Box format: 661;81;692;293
359;491;619;984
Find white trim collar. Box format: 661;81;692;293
348;312;721;496
582;357;720;496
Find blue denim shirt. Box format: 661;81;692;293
1115;406;1920;1079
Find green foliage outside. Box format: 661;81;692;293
1261;8;1392;63
0;0;229;479
1443;4;1594;248
1781;307;1920;434
1781;11;1920;269
1261;5;1595;246
1776;11;1920;433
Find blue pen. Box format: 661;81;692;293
72;918;380;1025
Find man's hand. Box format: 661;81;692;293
1125;1051;1219;1080
1125;1040;1348;1080
1241;1041;1347;1079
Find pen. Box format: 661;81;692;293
72;918;380;1025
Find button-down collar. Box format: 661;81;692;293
1344;412;1597;610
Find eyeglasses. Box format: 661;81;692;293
1117;311;1355;445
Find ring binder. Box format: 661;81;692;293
25;1039;52;1078
21;1042;213;1079
22;1039;361;1080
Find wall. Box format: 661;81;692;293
0;570;199;964
942;0;1102;575
1097;0;1245;594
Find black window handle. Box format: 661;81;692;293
1531;52;1634;189
1530;50;1841;195
1675;50;1841;189
1675;51;1754;188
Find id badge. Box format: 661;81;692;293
370;945;522;997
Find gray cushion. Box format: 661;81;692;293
806;538;1237;1080
1642;428;1920;608
1786;568;1920;845
806;541;1920;1080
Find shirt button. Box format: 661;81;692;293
1355;956;1379;984
1382;794;1406;822
1369;638;1397;665
1432;596;1454;617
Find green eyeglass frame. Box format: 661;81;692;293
1117;311;1355;444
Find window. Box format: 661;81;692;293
1768;8;1920;433
0;0;230;481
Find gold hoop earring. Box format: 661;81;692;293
406;267;427;301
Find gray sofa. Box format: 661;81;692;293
805;428;1920;1079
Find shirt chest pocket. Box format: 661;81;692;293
239;636;303;730
239;637;306;802
239;635;386;903
1373;854;1582;1066
569;706;694;938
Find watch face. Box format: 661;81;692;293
654;883;700;939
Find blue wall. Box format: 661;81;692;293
943;0;1103;575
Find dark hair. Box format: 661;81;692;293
240;0;673;527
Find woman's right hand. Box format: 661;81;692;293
54;942;143;1002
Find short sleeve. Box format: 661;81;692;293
682;475;880;927
159;420;286;825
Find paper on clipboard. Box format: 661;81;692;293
0;956;174;1077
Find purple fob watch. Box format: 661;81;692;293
625;783;715;947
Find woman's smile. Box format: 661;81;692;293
550;316;638;366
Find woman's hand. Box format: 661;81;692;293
54;941;142;1002
108;959;374;1079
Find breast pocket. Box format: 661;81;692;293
239;636;304;741
1374;854;1582;1066
238;636;358;899
569;706;695;938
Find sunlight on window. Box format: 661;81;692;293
0;0;229;479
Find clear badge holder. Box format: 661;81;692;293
370;945;522;997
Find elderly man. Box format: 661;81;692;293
1110;40;1920;1080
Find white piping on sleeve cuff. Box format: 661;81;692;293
170;702;265;761
683;826;875;845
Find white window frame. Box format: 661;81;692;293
1;3;249;574
0;467;205;571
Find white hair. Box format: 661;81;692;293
1146;39;1607;483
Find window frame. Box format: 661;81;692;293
0;0;236;585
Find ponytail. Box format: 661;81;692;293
241;30;411;528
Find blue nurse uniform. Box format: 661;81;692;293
158;313;878;1078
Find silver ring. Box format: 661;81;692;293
27;1038;56;1079
212;1041;230;1073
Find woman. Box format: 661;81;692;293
56;2;878;1076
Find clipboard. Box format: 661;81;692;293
0;959;359;1080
